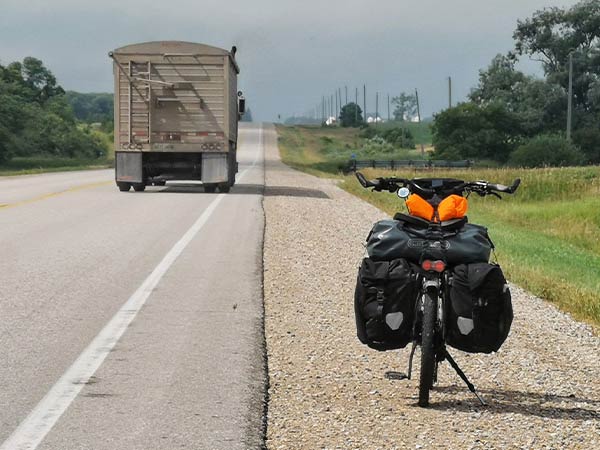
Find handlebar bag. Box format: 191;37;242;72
366;219;493;264
354;258;417;351
446;263;513;353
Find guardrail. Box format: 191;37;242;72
343;159;473;173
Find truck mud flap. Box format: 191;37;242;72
202;153;228;183
116;152;143;183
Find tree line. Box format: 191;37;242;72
433;0;600;167
0;57;108;163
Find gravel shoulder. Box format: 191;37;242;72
263;124;599;450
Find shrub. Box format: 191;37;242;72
361;136;395;154
382;127;415;148
509;134;584;167
572;127;600;164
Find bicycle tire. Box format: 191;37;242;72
418;292;437;407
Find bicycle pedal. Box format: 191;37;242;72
384;371;408;380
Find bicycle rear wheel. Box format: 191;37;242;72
418;292;437;407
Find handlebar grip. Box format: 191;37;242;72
488;178;521;194
510;178;521;193
489;183;508;191
355;172;370;188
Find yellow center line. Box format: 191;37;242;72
0;180;113;209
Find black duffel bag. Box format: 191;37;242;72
354;258;417;351
366;217;493;265
446;263;513;354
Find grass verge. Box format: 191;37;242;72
0;157;112;176
276;124;600;329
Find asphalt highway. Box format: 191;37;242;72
0;123;266;449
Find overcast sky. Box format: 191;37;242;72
0;0;579;121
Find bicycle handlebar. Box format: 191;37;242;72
355;172;521;197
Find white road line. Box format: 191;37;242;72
1;125;263;450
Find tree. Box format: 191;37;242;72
391;92;417;121
432;103;521;162
470;54;528;105
0;57;109;163
513;0;600;116
21;57;64;103
64;92;113;123
470;54;567;136
339;102;363;127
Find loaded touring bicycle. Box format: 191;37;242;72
353;172;520;406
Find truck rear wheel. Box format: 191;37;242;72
118;182;131;192
132;183;146;192
217;183;231;193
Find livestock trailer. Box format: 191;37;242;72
109;41;244;192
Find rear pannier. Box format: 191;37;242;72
366;219;493;265
354;258;417;351
446;263;513;354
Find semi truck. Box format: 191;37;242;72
109;41;244;193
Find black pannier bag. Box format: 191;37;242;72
446;263;513;354
354;258;417;351
366;218;493;264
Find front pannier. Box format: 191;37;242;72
366;219;493;264
446;263;513;354
354;258;417;351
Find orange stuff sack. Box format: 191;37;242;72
406;194;434;221
438;195;468;221
406;194;468;222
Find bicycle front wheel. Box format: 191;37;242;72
418;291;437;407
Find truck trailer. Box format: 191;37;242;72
109;41;244;193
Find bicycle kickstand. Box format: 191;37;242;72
442;348;486;406
407;341;417;380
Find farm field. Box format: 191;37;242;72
275;123;430;176
277;124;600;329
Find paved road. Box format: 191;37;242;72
0;123;266;449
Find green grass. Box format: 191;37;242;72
0;157;112;176
276;124;600;328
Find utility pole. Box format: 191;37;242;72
448;76;452;109
363;84;367;124
375;92;379;129
355;87;358;124
345;86;348;105
415;88;425;157
567;52;573;141
338;87;343;114
330;94;333;121
335;91;338;120
387;94;390;122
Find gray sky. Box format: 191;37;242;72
0;0;579;121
